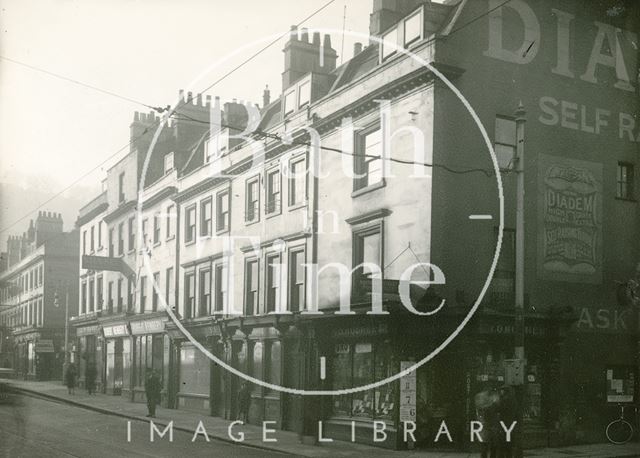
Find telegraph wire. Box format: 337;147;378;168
171;111;498;177
0;0;514;235
197;0;338;95
0;0;340;237
0;55;163;112
445;0;513;38
0;123;161;236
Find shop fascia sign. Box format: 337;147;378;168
331;323;389;339
34;339;54;353
76;325;100;337
130;319;165;335
102;324;129;338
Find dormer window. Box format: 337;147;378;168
381;27;398;60
205;130;229;163
298;81;311;108
404;9;423;46
164;152;174;174
379;5;425;63
283;76;312;117
284;89;296;116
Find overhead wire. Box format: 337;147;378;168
0;0;514;234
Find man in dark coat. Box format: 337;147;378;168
237;382;251;422
65;363;77;395
144;369;161;418
85;361;97;395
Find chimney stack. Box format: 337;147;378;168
282;26;337;91
263;85;271;108
354;42;363;56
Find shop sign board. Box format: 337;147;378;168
399;361;417;423
331;323;388;339
34;340;54;353
76;325;100;337
537;154;603;284
130;319;165;335
103;324;129;338
607;366;635;403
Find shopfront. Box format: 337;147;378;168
103;323;130;396
553;306;638;445
316;318;401;448
76;325;101;390
169;318;218;414
130;316;169;404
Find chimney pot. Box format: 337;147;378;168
179;89;185;101
197;93;203;106
205;95;212;106
301;28;309;43
187;91;193;103
290;25;298;40
313;31;321;46
323;34;332;50
354;42;363;56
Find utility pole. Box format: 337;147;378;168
514;102;526;362
56;281;70;383
64;283;69;369
514;102;527;457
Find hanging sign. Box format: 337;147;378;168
399;361;417;423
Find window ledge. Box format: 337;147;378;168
615;197;637;203
184;240;196;247
265;209;282;219
153;242;161;247
288;201;307;212
166;235;175;242
352;180;386;198
245;219;261;226
216;228;229;236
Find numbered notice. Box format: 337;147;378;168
399;361;417;423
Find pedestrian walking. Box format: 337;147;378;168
475;383;501;458
237;382;251;422
144;369;161;418
85;361;97;395
65;363;77;395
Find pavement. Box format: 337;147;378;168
2;378;639;458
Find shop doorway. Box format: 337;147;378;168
415;355;466;448
211;342;224;417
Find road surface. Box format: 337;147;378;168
0;393;286;457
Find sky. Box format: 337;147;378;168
0;0;371;232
